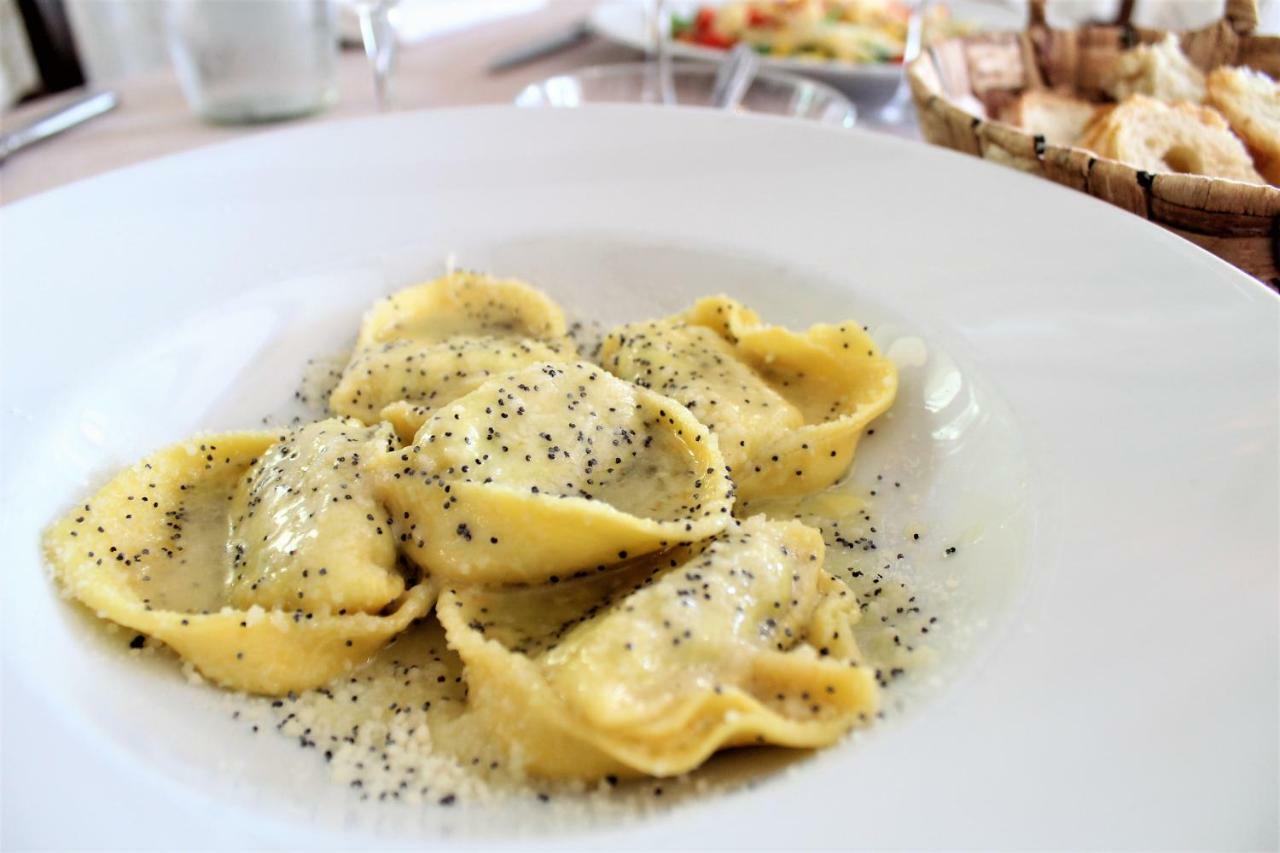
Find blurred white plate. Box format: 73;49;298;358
588;0;1027;106
1;106;1276;849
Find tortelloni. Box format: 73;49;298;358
331;272;576;442
371;361;736;585
437;515;879;779
45;273;909;791
600;295;897;500
43;419;435;695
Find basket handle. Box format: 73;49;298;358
1027;0;1258;33
1224;0;1260;35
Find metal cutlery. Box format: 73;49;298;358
0;91;119;165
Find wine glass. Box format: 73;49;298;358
642;0;678;104
873;0;932;128
353;0;398;110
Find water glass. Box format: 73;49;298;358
167;0;338;124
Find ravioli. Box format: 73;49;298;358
43;422;434;695
370;361;735;585
437;515;879;779
44;272;911;791
600;296;897;500
331;272;576;440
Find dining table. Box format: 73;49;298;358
0;0;923;207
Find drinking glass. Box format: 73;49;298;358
167;0;338;124
517;62;857;127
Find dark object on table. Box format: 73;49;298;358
15;0;85;97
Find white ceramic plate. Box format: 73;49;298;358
1;106;1276;850
588;0;1026;105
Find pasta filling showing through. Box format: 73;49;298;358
43;421;435;695
371;361;735;585
601;295;897;500
438;515;879;779
331;272;576;441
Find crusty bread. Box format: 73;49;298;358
1077;94;1264;184
1205;66;1280;186
1104;34;1206;104
999;89;1100;146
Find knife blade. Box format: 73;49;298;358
0;91;119;165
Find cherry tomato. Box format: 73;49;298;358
693;7;734;49
697;31;736;48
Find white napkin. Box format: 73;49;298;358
336;0;547;45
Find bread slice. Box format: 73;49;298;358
1104;34;1206;104
1077;94;1264;184
1000;89;1100;146
1078;104;1121;155
1205;66;1280;186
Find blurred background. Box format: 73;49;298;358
1;0;1277;205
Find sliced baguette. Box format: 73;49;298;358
1000;89;1100;146
1077;94;1264;184
1205;66;1280;186
1104;33;1206;104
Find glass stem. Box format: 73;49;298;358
878;0;928;123
358;0;397;111
652;0;675;105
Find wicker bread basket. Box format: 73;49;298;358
907;0;1280;284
